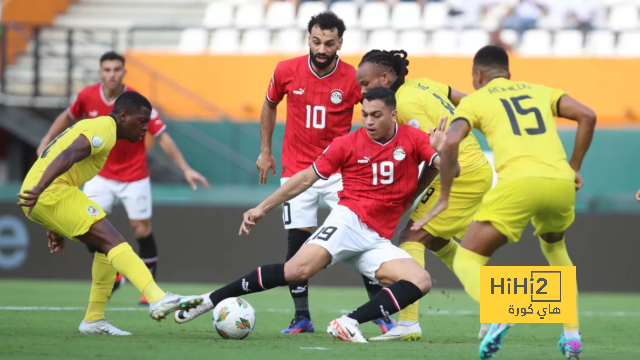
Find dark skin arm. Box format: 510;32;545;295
448;88;467;107
18;135;92;217
557;95;597;190
411;119;468;230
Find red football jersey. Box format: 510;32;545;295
313;124;438;239
266;55;362;178
67;83;166;182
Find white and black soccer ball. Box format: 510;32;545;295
212;297;256;340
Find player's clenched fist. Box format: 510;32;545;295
239;207;267;235
256;153;276;185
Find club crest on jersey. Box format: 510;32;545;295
91;135;103;148
87;206;100;217
330;89;344;104
393;146;406;161
407;119;420;129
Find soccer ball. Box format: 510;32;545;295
212;297;256;340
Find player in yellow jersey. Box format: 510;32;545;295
413;46;596;359
17;91;203;335
355;49;493;341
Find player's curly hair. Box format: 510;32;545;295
113;91;151;113
359;50;410;92
307;11;346;38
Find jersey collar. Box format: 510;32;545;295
307;55;340;79
100;83;128;106
368;123;398;146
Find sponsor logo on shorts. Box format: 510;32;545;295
87;206;100;217
393;146;406;161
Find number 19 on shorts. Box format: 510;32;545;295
306;105;326;129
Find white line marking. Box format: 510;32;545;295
0;307;638;317
299;347;330;350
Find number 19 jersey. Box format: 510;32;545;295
266;55;362;178
453;77;574;182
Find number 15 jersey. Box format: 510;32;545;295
453;77;574;182
266;55;362;178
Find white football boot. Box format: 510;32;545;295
478;323;490;340
148;292;203;321
369;322;422;341
173;292;214;324
78;319;131;335
327;315;368;343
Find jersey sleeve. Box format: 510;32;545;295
266;62;287;104
548;87;567;117
312;138;347;180
67;89;88;120
451;96;479;131
148;108;167;137
413;129;438;167
431;80;451;100
396;99;435;132
78;118;117;156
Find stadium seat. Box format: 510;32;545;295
391;2;421;30
367;29;396;51
499;29;518;49
458;29;489;56
209;28;240;54
423;2;449;31
608;3;640;31
552;30;584;57
339;29;363;55
617;31;640;57
239;28;271;54
398;30;427;55
518;29;552;56
297;1;327;30
202;2;234;29
360;2;390;30
235;3;265;30
585;30;616;57
429;30;458;56
177;28;208;54
265;1;296;29
273;29;305;55
329;2;358;29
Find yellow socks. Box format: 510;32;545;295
107;242;165;304
452;247;489;304
539;237;580;333
84;253;117;322
432;239;460;271
398;242;425;324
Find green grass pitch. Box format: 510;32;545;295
1;279;639;359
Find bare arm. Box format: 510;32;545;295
448;87;467;107
18;135;91;216
37;111;73;155
156;132;209;190
557;95;597;172
256;99;279;184
257;167;319;213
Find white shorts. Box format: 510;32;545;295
306;205;413;282
82;175;152;220
281;173;342;229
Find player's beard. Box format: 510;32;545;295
310;49;337;70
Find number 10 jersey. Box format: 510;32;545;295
266;55;362;178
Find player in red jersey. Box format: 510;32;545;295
174;87;460;342
37;51;209;307
256;11;395;334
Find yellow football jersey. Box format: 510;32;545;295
395;78;487;175
22;116;117;192
453;77;574;182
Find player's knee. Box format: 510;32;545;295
399;222;429;247
408;270;432;295
283;262;313;283
540;232;564;244
130;220;151;238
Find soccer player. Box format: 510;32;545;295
18;91;203;335
255;11;394;334
37;51;209;306
413;45;596;359
355;49;493;341
174;87;460;342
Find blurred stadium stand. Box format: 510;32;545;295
0;0;639;211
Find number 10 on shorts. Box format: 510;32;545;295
479;266;577;324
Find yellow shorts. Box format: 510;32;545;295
474;177;575;243
22;186;106;241
410;162;493;239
